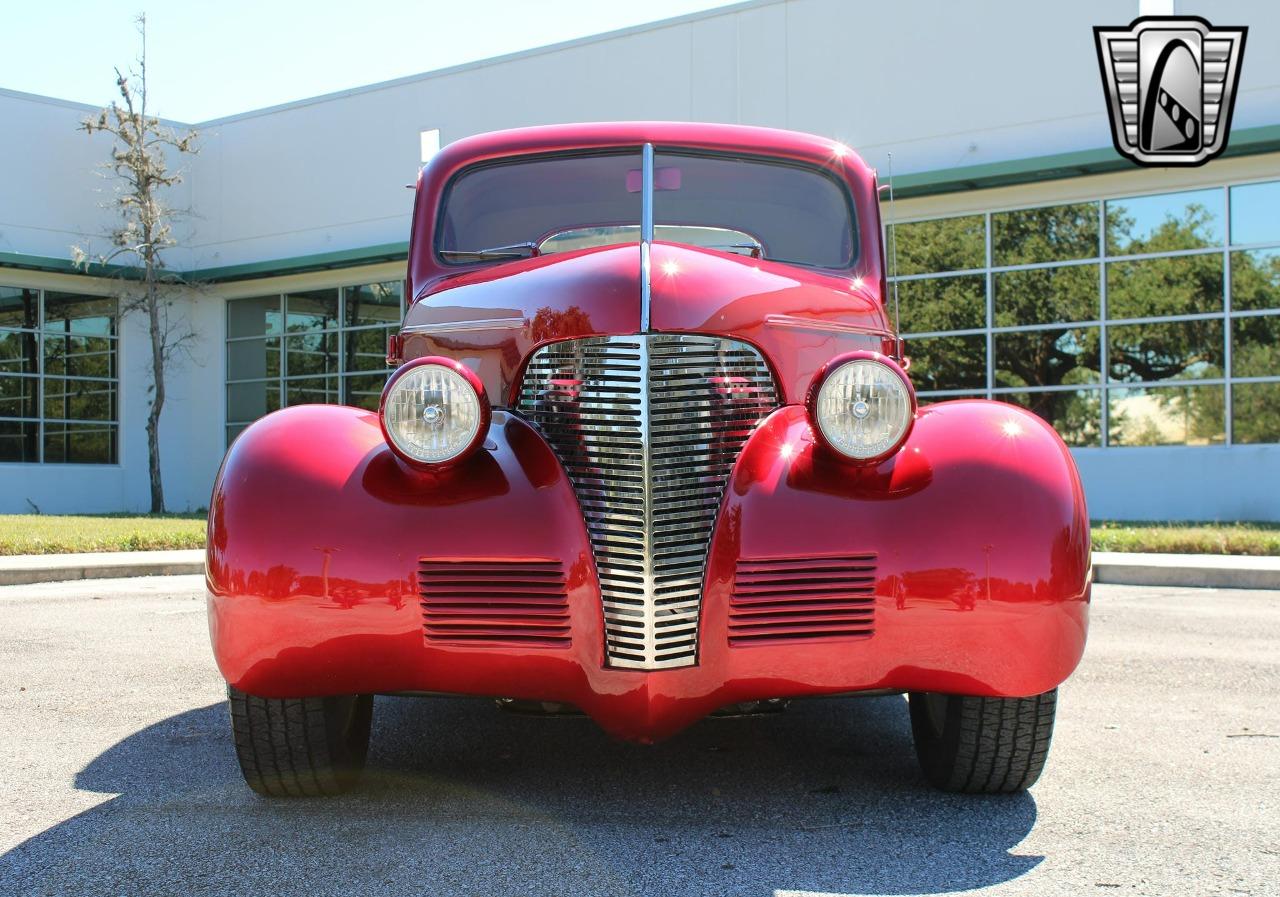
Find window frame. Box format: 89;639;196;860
225;281;405;445
0;286;121;466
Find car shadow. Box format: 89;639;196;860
1;695;1041;896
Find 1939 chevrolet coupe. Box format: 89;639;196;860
207;122;1090;797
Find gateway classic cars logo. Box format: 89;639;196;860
1094;16;1247;166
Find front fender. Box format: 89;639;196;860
702;399;1091;697
206;405;601;696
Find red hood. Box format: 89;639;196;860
401;244;893;406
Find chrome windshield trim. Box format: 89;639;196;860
639;142;654;332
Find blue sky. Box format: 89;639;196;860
7;0;742;122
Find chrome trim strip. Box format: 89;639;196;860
764;313;895;339
639;142;654;332
403;317;525;334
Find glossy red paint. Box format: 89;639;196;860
378;356;491;469
404;243;890;407
805;351;917;464
208;400;1089;743
208;122;1090;743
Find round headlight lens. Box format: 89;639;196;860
814;359;913;460
383;363;484;464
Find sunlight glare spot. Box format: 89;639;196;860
1000;419;1025;439
661;259;680;277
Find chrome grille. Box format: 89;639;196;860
517;334;779;669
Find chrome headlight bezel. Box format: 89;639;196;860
379;356;491;468
807;352;916;463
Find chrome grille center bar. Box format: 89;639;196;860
517;334;780;669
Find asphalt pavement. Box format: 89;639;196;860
0;576;1276;897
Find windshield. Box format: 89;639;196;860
436;150;857;269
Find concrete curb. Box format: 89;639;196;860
0;549;204;586
1;549;1278;590
1092;551;1280;590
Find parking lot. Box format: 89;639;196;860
0;576;1276;897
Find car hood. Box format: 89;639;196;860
401;243;892;405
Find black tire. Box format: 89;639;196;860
228;686;373;797
908;689;1057;793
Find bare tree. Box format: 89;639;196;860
73;14;198;513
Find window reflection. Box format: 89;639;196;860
994;265;1099;327
0;329;39;374
1106;254;1223;318
227;296;282;339
1108;319;1224;382
0;419;38;462
285;289;340;333
995;328;1101;388
1108;385;1225;446
993;202;1098;266
44;293;116;337
1232;382;1280;444
1231;249;1280;312
226;282;402;441
1105;188;1222;255
888;182;1278;448
0;286;39;330
0;288;118;464
1230;181;1280;246
1231;316;1280;379
907;333;987;392
891;215;984;275
345;282;401;328
898;275;985;333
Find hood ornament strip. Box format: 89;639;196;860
639;142;654;333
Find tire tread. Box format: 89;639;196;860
227;687;371;797
910;689;1057;794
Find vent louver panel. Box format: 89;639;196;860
518;334;779;669
729;555;878;646
419;559;570;647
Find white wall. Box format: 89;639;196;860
1074;445;1280;522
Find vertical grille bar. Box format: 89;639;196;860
518;334;779;669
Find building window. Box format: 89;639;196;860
887;178;1280;447
0;286;119;464
225;280;403;444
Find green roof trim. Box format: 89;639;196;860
0;250;134;279
892;123;1280;199
4;125;1278;283
190;241;411;282
0;243;410;284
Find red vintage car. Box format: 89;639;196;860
207;122;1090;797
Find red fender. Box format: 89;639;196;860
207;399;1089;742
700;399;1091;699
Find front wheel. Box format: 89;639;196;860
908;689;1057;793
228;687;374;796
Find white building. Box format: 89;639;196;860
2;0;1278;519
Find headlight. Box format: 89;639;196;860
380;357;490;467
809;353;915;461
